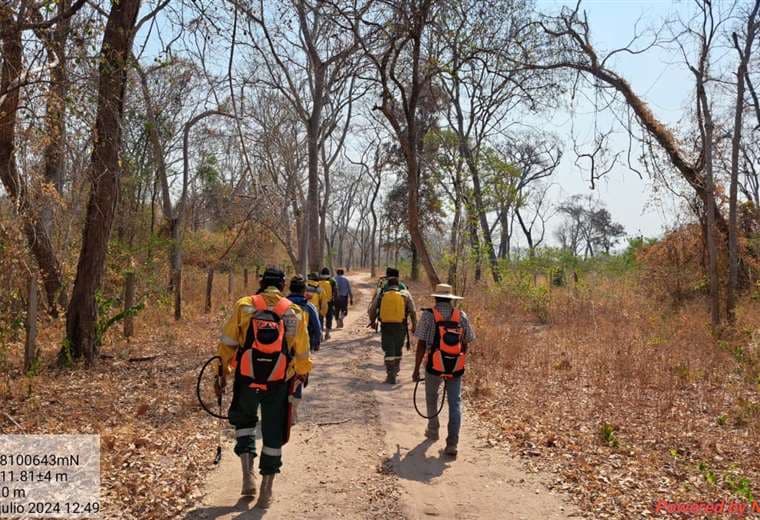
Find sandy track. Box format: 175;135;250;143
185;276;578;520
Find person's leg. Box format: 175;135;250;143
228;381;261;495
424;373;442;439
325;302;334;330
381;325;393;383
257;382;288;475
445;377;463;454
254;382;288;509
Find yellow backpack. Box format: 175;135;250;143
379;288;406;323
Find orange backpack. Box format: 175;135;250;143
234;295;292;391
426;308;466;379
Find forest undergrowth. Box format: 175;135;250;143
0;267;238;519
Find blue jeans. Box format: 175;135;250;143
425;374;462;446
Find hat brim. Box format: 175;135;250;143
430;293;464;300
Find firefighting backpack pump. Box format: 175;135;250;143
413;307;467;419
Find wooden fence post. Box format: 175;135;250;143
205;267;214;314
124;271;136;337
24;275;38;373
174;268;182;321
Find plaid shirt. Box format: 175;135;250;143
414;301;476;349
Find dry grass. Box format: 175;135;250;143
464;272;760;517
0;267;245;519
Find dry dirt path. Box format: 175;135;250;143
185;275;579;520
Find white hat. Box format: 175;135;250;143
431;283;463;300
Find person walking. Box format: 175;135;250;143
412;284;476;457
334;268;353;328
287;275;322;353
368;275;417;384
319;267;337;340
215;268;312;508
306;272;327;334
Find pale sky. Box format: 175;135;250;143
531;0;701;247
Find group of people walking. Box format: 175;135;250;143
213;265;475;509
368;267;475;456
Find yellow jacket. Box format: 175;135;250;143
318;278;334;303
306;280;328;317
217;287;312;379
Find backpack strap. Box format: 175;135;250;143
252;294;290;317
450;308;462;324
252;294;268;312
273;297;291;317
432;307;444;323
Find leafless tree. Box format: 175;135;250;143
727;0;760;322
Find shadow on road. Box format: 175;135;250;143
184;497;265;520
384;438;452;483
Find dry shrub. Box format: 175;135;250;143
466;270;760;517
636;224;711;304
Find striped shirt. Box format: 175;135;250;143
414;301;476;349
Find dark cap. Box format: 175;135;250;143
307;272;318;281
261;267;285;288
321;267;331;276
386;267;400;278
289;275;307;294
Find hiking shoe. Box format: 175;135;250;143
255;474;275;509
444;444;458;457
239;453;256;497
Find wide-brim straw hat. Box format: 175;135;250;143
431;283;464;300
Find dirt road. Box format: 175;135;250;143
186;276;578;519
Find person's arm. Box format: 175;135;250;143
307;305;321;348
216;299;243;393
405;293;418;332
412;340;426;381
288;307;313;377
368;291;380;325
460;311;476;352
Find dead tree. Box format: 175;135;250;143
347;0;443;286
526;1;730;327
0;3;77;316
231;0;362;273
727;0;760;323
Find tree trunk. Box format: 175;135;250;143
467;204;482;282
0;9;64;316
64;0;141;365
173;267;182;321
40;0;70;237
405;147;440;287
465;152;500;283
307;111;322;272
698;78;721;328
123;271;135;337
319;155;330;272
447;195;462;285
24;274;38;373
411;242;419;281
728;10;760;322
205;267;214;314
